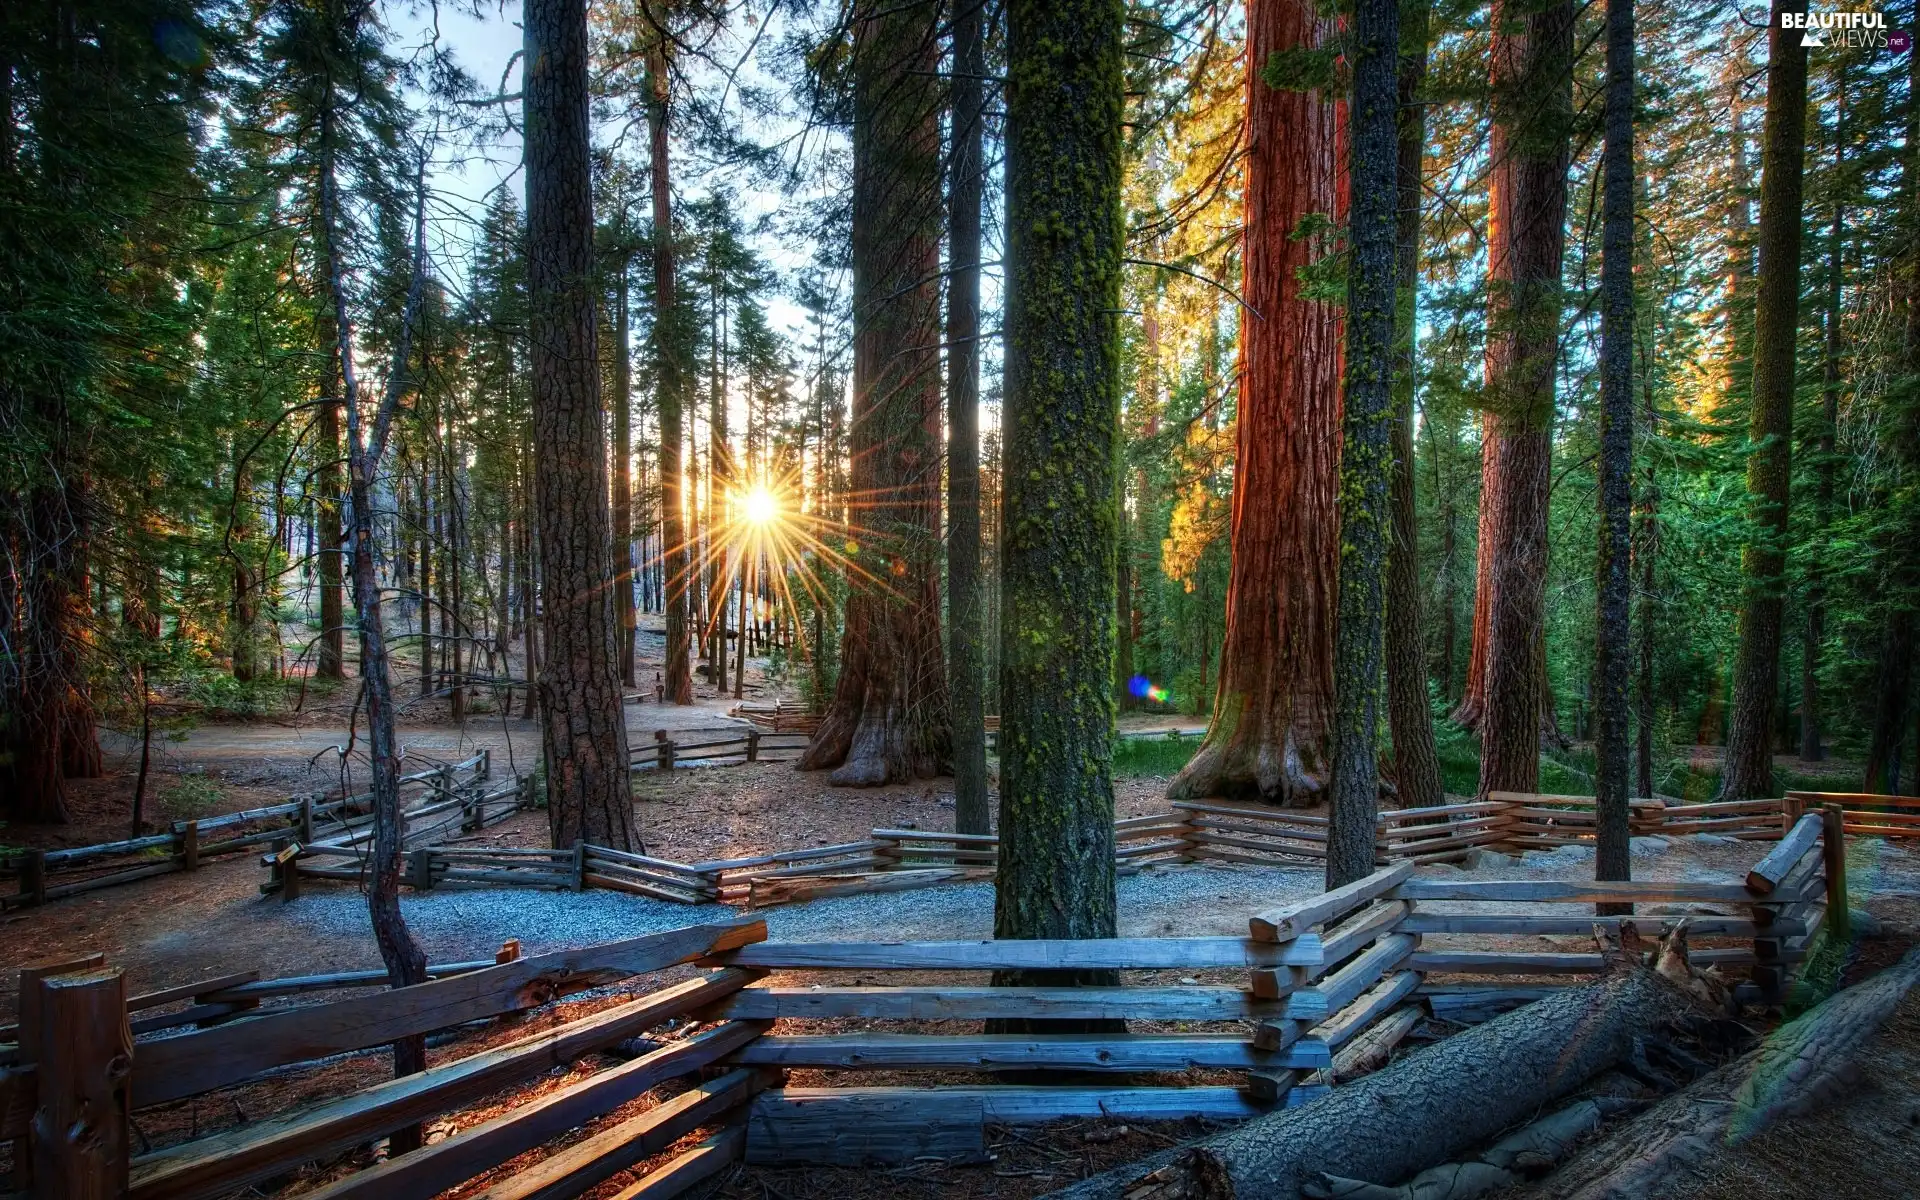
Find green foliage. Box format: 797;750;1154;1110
1111;733;1201;778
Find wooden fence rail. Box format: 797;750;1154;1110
6;824;1854;1195
4;753;496;911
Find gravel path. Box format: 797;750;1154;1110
275;862;1328;961
270;833;1920;965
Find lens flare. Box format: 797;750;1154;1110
742;486;780;527
1128;675;1171;704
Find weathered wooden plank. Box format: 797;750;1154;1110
1389;879;1756;903
473;1069;770;1200
583;872;707;905
132;919;766;1108
1317;934;1418;1016
126;969;757;1200
746;1086;1267;1165
1187;844;1325;866
1377;801;1511;823
1248;863;1415;943
748;868;990;907
734;1033;1331;1072
1172;801;1331;826
1786;790;1920;810
1747;812;1824;895
1375;815;1507;843
1190;827;1330;852
604;1126;745;1200
1315;970;1422;1050
1659;799;1784;818
717;935;1323;971
715;985;1323;1022
1399;913;1781;937
581;845;712;882
1318;900;1410;968
1411;948;1756;974
296;1023;767;1200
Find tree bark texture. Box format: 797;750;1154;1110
948;0;990;835
799;0;952;787
1326;0;1400;887
648;36;694;707
1516;950;1920;1200
525;0;638;850
613;259;638;688
1718;0;1808;801
1468;0;1572;801
1802;67;1848;764
1385;0;1443;812
1044;966;1699;1200
994;0;1125;947
316;297;346;680
1168;0;1344;806
1593;0;1635;887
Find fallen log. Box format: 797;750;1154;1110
1304;1097;1641;1200
1044;941;1706;1200
1518;946;1920;1200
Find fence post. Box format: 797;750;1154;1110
659;739;676;772
438;764;455;802
746;729;761;763
298;795;315;843
496;938;522;964
1823;804;1850;943
31;966;132;1199
409;848;436;891
20;849;46;908
10;953;106;1194
573;840;587;890
179;821;200;872
479;747;492;780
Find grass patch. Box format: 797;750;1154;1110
1112;733;1200;778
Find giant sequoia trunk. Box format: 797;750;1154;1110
799;0;951;786
1719;0;1809;801
1168;0;1344;806
994;0;1125;949
1465;0;1571;799
947;0;990;836
647;36;694;707
524;0;637;849
1385;0;1443;812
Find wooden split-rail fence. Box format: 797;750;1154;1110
2;752;498;911
0;820;1849;1197
269;789;1842;911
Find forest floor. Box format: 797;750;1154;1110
5;617;1912;1197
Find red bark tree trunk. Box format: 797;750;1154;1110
798;0;951;786
1465;0;1572;799
1167;0;1344;806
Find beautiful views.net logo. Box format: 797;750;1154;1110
1779;9;1904;50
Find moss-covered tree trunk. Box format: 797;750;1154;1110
1470;0;1571;800
1167;0;1344;807
647;35;694;707
994;0;1124;952
799;0;951;787
1385;0;1443;812
1326;0;1400;887
524;0;637;849
1720;0;1808;801
1594;0;1636;892
947;0;990;835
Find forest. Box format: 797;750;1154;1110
4;0;1920;983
